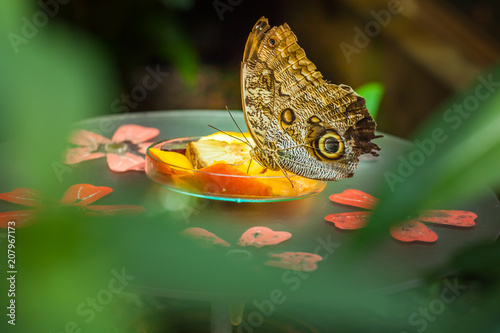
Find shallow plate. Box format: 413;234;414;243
145;137;327;202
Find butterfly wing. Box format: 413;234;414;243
241;17;274;153
241;17;380;180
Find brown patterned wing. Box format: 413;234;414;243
241;17;380;180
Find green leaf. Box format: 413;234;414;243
356;82;385;119
351;66;500;248
146;14;199;86
0;0;29;33
0;23;116;190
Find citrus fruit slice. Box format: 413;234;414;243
199;131;253;144
234;158;267;175
186;132;261;173
187;139;250;169
184;162;272;197
149;148;193;175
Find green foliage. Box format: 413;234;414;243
364;68;500;241
138;0;200;87
337;68;500;332
0;1;119;332
153;14;199;86
0;11;116;191
0;2;27;32
357;81;385;120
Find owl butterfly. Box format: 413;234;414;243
241;16;381;181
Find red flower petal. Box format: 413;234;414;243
325;211;371;230
0;188;45;207
60;184;113;206
418;210;477;227
329;189;378;209
238;227;291;248
65;147;105;164
85;205;145;215
111;125;159;144
182;228;231;247
0;210;37;228
390;220;438;243
265;252;323;271
69;130;111;150
107;153;145;172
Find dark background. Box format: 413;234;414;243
52;0;500;138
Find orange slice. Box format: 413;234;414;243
200;131;253;144
186;132;265;174
187;139;251;169
184;162;272;197
234;158;266;175
149;148;193;175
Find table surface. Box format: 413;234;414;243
2;110;499;306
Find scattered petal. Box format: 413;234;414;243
65;147;105;164
0;188;45;207
0;210;37;228
111;125;160;144
60;184;113;206
329;189;378;210
0;184;146;227
390;220;438;243
107;153;145;172
182;228;231;247
265;252;323;271
419;210;476;227
238;226;291;248
85;205;145;215
325;211;371;230
326;190;477;243
69;130;111;151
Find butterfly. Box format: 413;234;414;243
240;16;381;181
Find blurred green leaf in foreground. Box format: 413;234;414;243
357;81;385;120
364;66;500;242
0;1;121;332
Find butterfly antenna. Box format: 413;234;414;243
207;125;250;145
281;167;294;188
225;106;253;148
276;162;294;188
246;158;253;174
